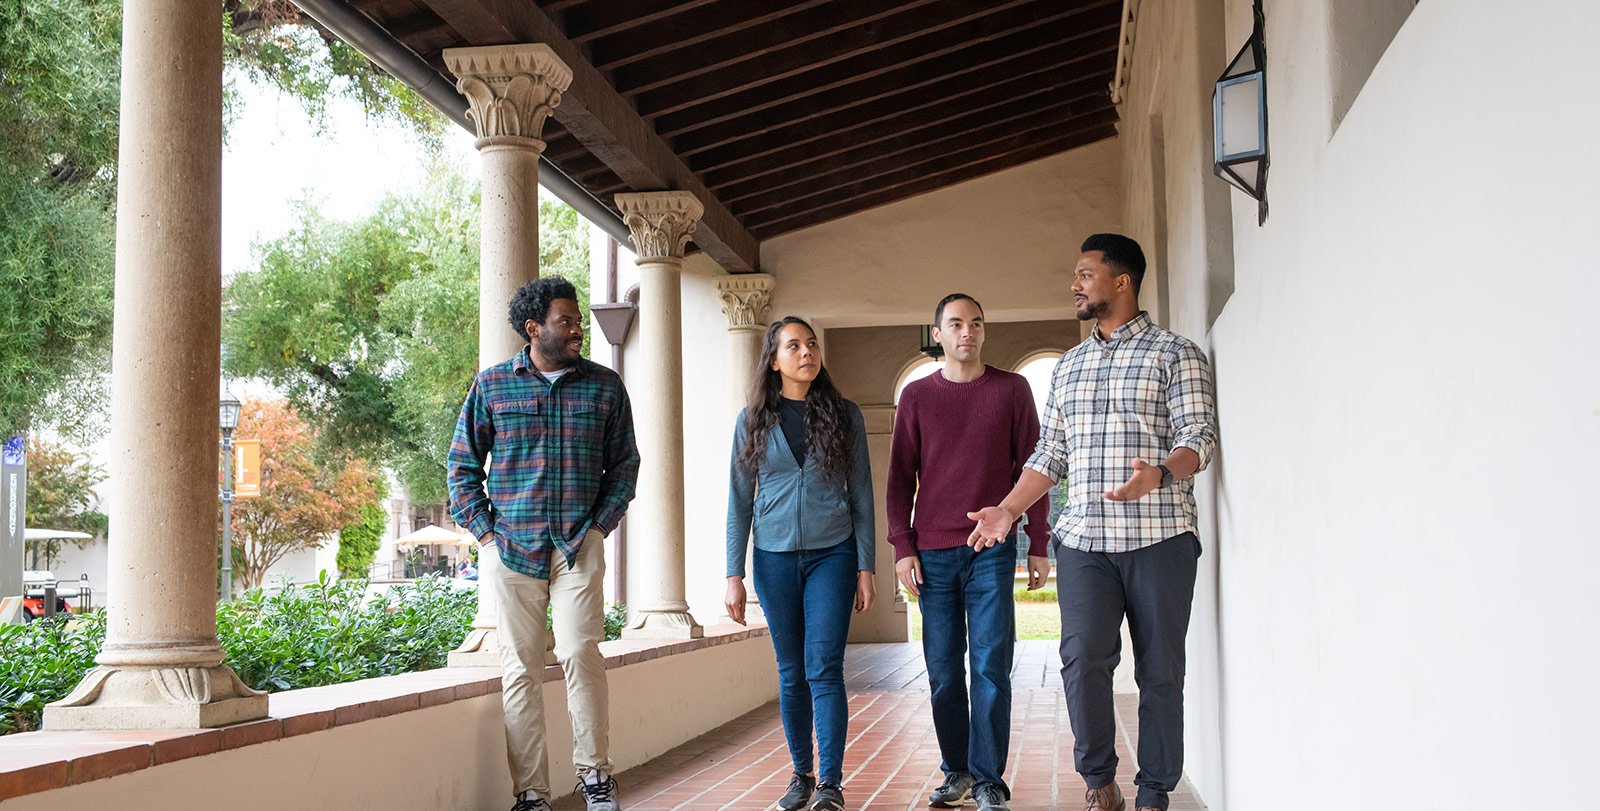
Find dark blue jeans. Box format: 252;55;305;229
752;539;855;785
918;543;1016;796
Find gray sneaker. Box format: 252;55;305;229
974;784;1010;811
930;773;975;808
576;769;621;811
511;794;552;811
778;772;816;811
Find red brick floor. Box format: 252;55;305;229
555;641;1207;811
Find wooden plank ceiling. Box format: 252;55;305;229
349;0;1122;266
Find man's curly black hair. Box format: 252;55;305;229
508;277;579;341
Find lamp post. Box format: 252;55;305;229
219;388;241;601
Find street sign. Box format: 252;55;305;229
234;440;261;499
1;434;25;599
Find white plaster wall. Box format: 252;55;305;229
1119;1;1600;807
6;635;778;811
761;139;1125;328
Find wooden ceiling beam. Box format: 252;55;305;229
733;109;1119;220
687;37;1118;175
748;126;1120;238
416;0;759;272
605;0;947;97
585;0;835;72
563;0;724;45
721;90;1115;209
640;0;1117;126
656;14;1120;143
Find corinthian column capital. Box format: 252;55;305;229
616;191;704;262
444;44;573;146
715;273;775;332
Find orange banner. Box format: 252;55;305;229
234;440;261;499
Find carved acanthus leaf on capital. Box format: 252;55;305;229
444;45;574;143
715;274;775;330
616;192;705;261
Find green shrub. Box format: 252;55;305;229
1014;587;1058;603
217;572;477;692
1;573;631;734
0;611;106;734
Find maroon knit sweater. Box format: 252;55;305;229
887;365;1051;561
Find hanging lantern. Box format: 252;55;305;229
1213;0;1269;221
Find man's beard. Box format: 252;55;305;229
1076;298;1111;321
536;332;579;366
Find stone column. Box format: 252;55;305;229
715;274;775;623
443;44;572;667
617;192;705;639
45;0;267;729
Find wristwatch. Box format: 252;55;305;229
1156;463;1174;489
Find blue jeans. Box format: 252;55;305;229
919;543;1016;795
752;539;855;785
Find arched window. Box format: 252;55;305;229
1013;350;1063;420
893;357;943;404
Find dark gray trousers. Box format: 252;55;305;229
1056;532;1200;811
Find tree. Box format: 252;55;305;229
223;164;592;505
0;0;446;441
336;502;387;579
0;0;120;441
23;439;109;569
229;399;378;590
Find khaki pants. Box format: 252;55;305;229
491;529;612;798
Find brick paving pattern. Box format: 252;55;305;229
555;640;1207;811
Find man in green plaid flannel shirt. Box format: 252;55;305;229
449;277;639;811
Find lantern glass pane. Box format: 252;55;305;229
1219;75;1262;157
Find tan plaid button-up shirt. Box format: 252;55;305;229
1026;312;1218;553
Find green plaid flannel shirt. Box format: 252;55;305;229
447;348;640;579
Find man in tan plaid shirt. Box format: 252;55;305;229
968;233;1217;811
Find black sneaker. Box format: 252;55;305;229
809;781;844;811
973;784;1009;811
511;795;552;811
778;772;816;811
576;770;621;811
930;772;975;808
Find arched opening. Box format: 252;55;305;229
1013;350;1062;420
893;356;943;404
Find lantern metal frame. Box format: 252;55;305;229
1213;0;1269;223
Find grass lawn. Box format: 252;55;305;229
907;598;1060;641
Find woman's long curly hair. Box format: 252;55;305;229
737;316;855;482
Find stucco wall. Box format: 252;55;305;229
4;634;778;811
760;139;1125;329
1119;1;1600;808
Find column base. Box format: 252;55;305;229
448;627;503;667
44;664;268;730
449;627;556;667
624;609;704;640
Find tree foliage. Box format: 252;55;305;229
336;502;387;579
229;399;378;590
23;438;108;569
0;0;120;439
224;165;591;506
0;0;447;440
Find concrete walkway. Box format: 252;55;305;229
555;640;1207;810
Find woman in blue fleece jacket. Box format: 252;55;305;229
725;316;876;811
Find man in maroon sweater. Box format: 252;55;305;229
888;294;1052;811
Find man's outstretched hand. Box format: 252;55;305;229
966;506;1016;551
1103;458;1162;502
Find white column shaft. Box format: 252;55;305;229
45;0;267;728
478;143;542;370
633;259;689;615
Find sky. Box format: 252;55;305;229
219;72;480;280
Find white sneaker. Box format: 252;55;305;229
577;769;622;811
